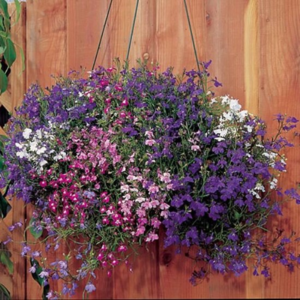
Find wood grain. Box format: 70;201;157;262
26;0;67;90
259;1;300;297
3;0;300;298
0;3;26;300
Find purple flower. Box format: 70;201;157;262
85;282;96;293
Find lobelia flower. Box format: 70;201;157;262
1;59;300;297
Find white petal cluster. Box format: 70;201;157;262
15;126;66;173
211;96;250;140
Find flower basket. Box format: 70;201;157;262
1;59;300;298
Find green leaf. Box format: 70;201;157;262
29;218;43;239
29;258;45;287
0;45;5;55
0;0;9;19
0;15;4;32
0;192;11;219
0;68;8;94
3;37;16;67
0;283;10;299
13;0;21;24
0;0;10;30
0;250;13;275
0;156;5;170
42;284;50;300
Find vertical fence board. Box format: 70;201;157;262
205;0;248;105
0;3;26;300
26;1;67;299
67;0;110;72
259;0;300;298
155;0;206;73
204;1;248;297
26;0;67;89
2;0;300;298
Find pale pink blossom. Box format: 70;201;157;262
191;145;200;151
145;139;156;146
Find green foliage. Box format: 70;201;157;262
0;247;13;275
0;283;10;299
30;258;50;300
0;0;23;95
28;217;43;240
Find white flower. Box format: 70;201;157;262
35;129;42;139
23;128;32;139
270;178;278;189
210;98;218;104
214;128;228;137
223;111;234;121
16;151;28;159
221;95;230;105
229;99;241;112
36;147;47;155
238;110;248;122
39;159;47;167
53;151;66;161
15;143;24;149
29;141;38;152
244;125;253;133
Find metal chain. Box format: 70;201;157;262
92;0;200;72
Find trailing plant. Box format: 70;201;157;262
1;59;300;298
0;0;22;94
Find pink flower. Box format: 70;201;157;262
145;139;156;146
191;145;200;151
159;172;171;183
145;232;159;242
148;184;159;194
145;130;154;139
142;201;152;209
151;217;161;228
135;226;145;236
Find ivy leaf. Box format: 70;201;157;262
0;192;11;219
3;37;16;67
0;283;10;299
29;258;44;286
42;283;50;300
13;0;21;24
0;0;10;30
0;69;8;94
0;250;13;275
29;257;50;300
0;45;5;55
29;217;43;239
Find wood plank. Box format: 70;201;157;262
67;0;109;72
26;1;67;299
67;0;158;71
204;1;249;298
244;1;265;298
0;3;27;300
156;0;206;73
259;1;300;297
205;0;248;105
113;242;161;299
26;0;67;90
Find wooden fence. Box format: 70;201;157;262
1;0;300;298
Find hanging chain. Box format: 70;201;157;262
92;0;200;72
183;0;201;73
91;0;113;71
126;0;140;62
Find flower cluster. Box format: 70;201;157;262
1;60;300;298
